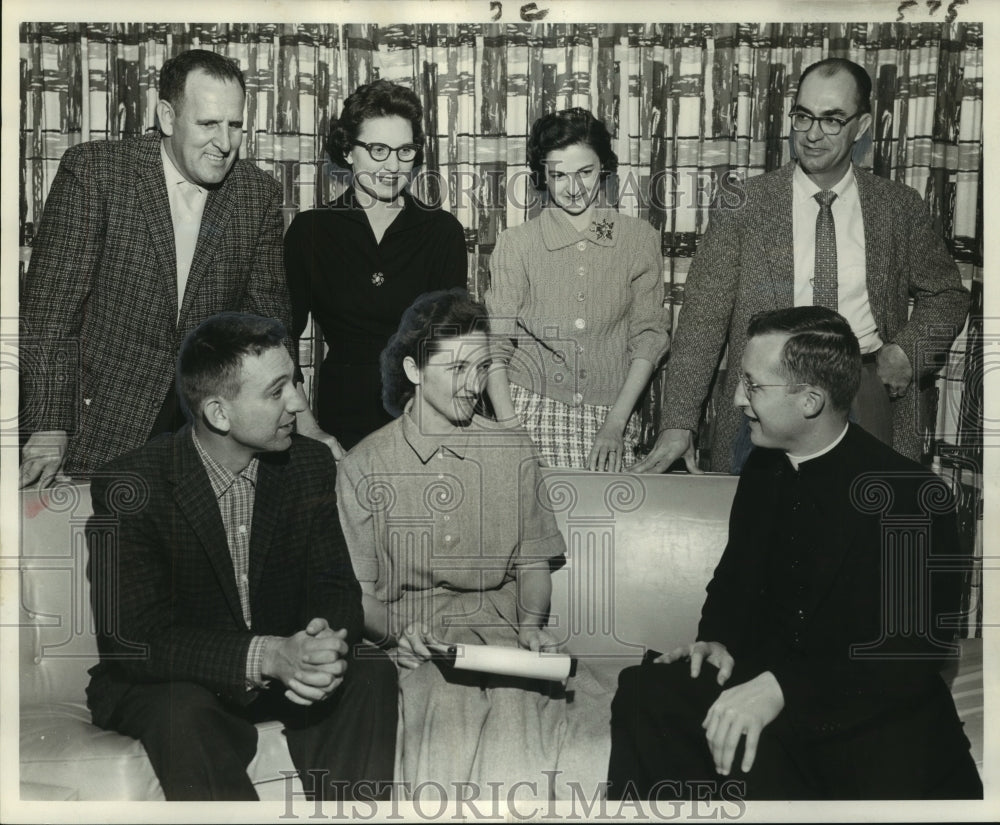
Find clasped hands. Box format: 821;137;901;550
393;622;560;670
262;617;350;706
661;641;784;776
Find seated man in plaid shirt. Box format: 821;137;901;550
85;312;397;800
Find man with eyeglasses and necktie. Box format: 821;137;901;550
608;305;981;800
633;57;969;475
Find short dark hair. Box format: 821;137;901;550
380;289;490;417
158;49;246;113
176;313;288;421
326;80;424;168
797;57;872;116
746;306;861;412
527;107;618;191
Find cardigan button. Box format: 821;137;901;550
574;318;585;330
572;393;584;405
576;241;587;251
576;292;585;302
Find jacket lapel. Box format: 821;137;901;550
248;449;287;601
855;169;892;332
759;162;796;307
179;180;236;325
169;428;245;627
136;134;179;320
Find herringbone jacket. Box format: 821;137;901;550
660;162;970;471
20;132;291;473
85;429;363;725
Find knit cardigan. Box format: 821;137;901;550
485;207;670;407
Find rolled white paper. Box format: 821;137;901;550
447;643;573;681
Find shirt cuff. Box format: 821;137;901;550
245;635;273;690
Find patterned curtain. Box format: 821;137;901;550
19;20;984;632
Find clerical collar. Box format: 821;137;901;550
786;422;850;470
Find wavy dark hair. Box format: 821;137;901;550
380;289;490;417
176;312;287;421
746;306;862;412
159;49;246;113
325;80;424;168
527;107;617;191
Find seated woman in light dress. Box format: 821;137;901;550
336;288;609;799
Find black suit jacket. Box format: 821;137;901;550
698;423;968;740
85;428;362;726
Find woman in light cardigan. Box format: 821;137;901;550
485;107;669;471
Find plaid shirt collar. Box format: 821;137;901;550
191;430;260;498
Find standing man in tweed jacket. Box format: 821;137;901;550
633;57;969;475
20;48;291;487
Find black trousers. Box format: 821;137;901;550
104;649;398;801
607;660;982;801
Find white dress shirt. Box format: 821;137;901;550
161;143;208;317
792;164;883;354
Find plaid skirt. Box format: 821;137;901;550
509;384;641;469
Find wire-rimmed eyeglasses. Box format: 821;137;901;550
350;140;420;163
788;110;861;136
740;375;809;396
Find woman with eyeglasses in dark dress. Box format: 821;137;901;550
285;80;468;454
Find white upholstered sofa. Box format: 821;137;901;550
18;471;983;801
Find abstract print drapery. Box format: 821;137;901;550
19;20;983;632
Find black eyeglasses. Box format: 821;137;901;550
350;140;420;163
789;110;861;136
740;375;809;396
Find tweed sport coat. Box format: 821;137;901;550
20;132;291;474
660;162;970;471
85;428;363;726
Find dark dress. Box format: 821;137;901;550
284;188;468;448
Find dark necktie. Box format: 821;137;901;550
813;190;838;310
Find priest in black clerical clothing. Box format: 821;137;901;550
607;305;981;801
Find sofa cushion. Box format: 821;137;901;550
20;700;296;800
20;702;164;800
18;782;79;801
544;471;735;663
